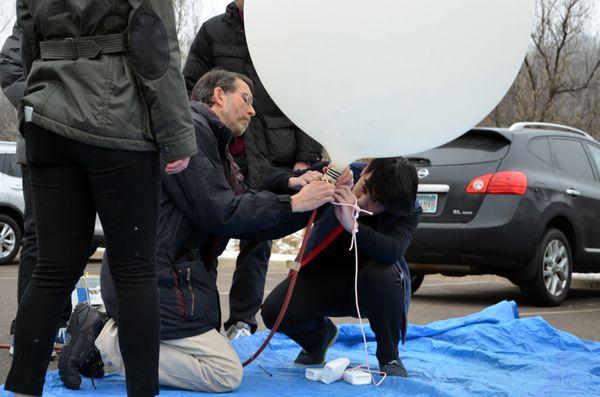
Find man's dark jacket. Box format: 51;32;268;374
142;103;307;340
182;2;322;188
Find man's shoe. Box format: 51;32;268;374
294;318;338;366
380;358;408;377
225;322;252;340
58;303;107;390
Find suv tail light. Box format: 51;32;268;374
466;171;528;195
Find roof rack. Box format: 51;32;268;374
509;122;594;140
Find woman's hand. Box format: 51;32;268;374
334;185;358;233
335;167;354;188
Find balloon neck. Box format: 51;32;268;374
325;164;343;183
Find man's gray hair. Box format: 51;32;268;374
191;68;255;106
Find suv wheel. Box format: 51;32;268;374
520;228;572;306
0;214;22;265
411;273;425;294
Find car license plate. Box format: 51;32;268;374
417;193;438;214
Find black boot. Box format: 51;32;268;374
58;303;108;390
379;358;408;377
294;318;338;366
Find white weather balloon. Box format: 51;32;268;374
245;0;534;168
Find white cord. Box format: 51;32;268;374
333;199;387;387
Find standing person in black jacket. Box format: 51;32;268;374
0;20;68;358
183;0;324;338
262;158;421;378
60;69;339;392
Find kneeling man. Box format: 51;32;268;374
58;69;335;392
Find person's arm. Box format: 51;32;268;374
261;161;329;194
294;128;323;167
0;22;26;109
232;211;312;242
126;0;197;163
16;0;34;78
260;169;298;194
161;127;334;237
354;213;419;264
333;186;420;264
182;23;214;96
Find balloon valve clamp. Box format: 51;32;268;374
325;166;342;183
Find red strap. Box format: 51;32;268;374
300;225;344;268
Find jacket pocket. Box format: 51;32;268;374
172;259;217;322
263;115;298;166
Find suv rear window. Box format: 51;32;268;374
407;130;510;166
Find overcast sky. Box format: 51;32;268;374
0;0;598;54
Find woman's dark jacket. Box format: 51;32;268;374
16;0;196;161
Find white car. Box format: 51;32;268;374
0;141;104;264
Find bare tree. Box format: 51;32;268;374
482;0;600;138
173;0;212;65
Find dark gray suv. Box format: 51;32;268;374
406;122;600;306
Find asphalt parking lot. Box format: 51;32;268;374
0;251;598;385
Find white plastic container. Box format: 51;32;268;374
321;357;350;384
343;369;372;385
305;368;323;382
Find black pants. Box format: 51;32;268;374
10;165;72;336
226;239;272;332
261;261;405;364
5;124;161;397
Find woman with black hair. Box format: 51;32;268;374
262;158;421;377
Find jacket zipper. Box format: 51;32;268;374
186;268;195;316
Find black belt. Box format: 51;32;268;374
39;32;128;60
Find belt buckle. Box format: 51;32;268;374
66;37;78;60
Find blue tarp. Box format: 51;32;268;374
3;300;599;396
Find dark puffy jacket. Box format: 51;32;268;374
151;103;307;340
0;22;26;164
16;0;196;161
182;2;322;188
